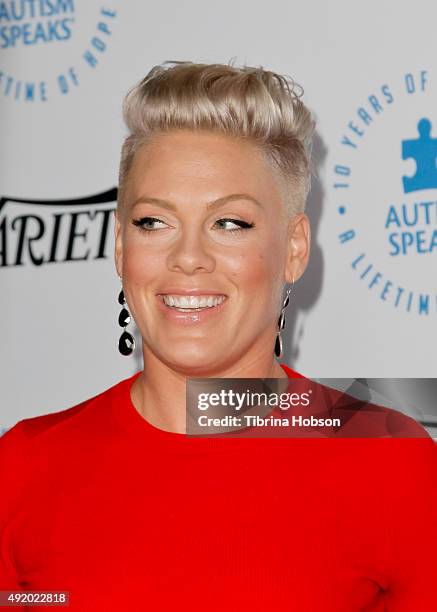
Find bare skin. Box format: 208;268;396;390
115;129;310;433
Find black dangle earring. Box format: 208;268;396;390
274;283;293;359
118;287;136;356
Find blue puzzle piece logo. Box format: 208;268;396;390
402;118;437;193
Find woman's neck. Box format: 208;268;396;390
130;344;287;434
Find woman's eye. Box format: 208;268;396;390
214;218;255;232
132;217;168;232
131;216;255;234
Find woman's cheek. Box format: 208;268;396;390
228;250;276;313
123;240;161;282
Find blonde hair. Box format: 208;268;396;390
118;60;315;217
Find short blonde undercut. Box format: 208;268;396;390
118;60;315;217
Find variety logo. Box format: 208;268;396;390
333;70;437;316
0;187;116;266
0;1;117;101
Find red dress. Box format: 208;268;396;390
1;364;436;610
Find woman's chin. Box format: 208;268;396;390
161;350;228;376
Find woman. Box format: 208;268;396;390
0;61;436;611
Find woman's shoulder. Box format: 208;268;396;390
0;371;139;453
281;363;433;440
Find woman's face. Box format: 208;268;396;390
115;130;309;375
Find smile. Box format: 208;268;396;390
161;295;227;311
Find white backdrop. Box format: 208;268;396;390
1;0;436;431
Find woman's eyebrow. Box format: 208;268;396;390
206;194;263;210
130;193;263;211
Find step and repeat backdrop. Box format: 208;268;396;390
1;1;436;432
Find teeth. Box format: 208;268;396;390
162;295;226;309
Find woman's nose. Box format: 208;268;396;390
166;228;215;274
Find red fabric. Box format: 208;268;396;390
1;364;436;611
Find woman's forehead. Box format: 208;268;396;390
126;130;284;203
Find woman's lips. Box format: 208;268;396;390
155;294;228;324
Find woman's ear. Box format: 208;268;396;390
284;213;311;283
114;209;123;278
